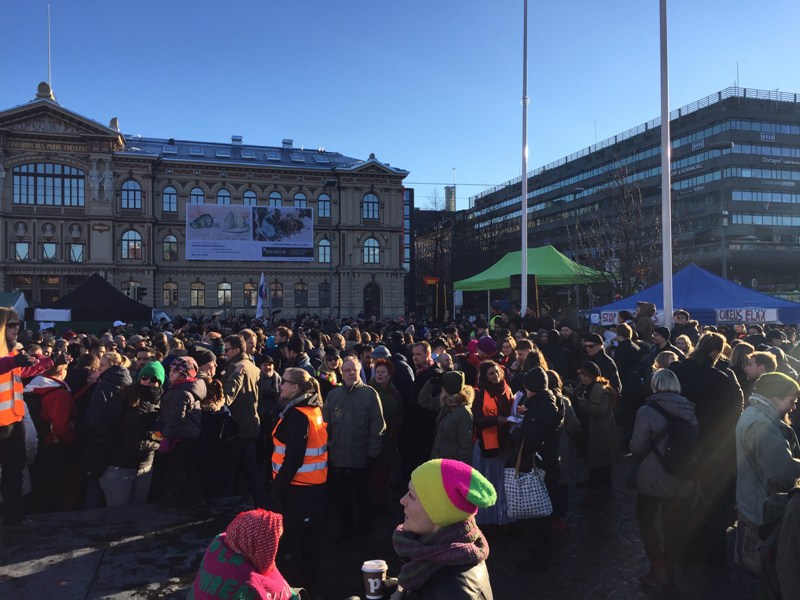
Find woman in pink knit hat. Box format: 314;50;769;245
391;458;496;599
190;508;305;600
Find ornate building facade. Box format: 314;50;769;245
0;83;409;319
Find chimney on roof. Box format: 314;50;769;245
232;135;243;144
282;139;293;149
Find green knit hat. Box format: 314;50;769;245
753;372;799;399
139;361;165;385
410;459;496;527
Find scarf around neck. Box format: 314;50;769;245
392;517;489;591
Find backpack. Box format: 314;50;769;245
23;390;53;440
649;402;698;480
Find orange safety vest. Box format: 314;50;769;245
480;390;500;451
0;351;26;427
272;405;328;486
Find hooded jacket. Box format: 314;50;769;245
24;375;76;445
630;391;698;498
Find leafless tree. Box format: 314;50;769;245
568;168;666;297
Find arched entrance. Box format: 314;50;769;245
363;282;382;319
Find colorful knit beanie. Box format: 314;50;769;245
224;509;283;575
170;356;198;379
410;459;496;527
138;361;165;385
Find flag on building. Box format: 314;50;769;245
256;272;266;318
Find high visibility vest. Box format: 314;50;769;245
479;390;500;451
0;351;25;427
272;405;328;486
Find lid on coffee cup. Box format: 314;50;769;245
362;559;388;572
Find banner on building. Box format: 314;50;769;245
185;205;314;261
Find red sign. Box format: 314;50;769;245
423;276;440;285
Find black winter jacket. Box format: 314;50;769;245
85;383;161;475
396;561;493;600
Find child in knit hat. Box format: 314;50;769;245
390;459;496;599
190;509;306;600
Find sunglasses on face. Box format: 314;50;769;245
6;321;20;328
139;375;159;384
583;343;598;349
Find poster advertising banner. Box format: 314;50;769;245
185;205;314;261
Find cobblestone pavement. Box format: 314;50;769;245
0;456;757;599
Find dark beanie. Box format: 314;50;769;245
189;346;216;367
579;361;601;378
654;326;671;339
523;367;548;392
441;371;465;395
287;336;304;354
583;333;604;346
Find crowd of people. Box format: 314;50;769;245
1;302;800;598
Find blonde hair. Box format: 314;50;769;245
103;351;126;367
283;367;322;398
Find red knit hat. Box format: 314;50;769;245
224;509;283;574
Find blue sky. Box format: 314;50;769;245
2;1;799;210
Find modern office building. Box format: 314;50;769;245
0;83;409;319
458;87;800;304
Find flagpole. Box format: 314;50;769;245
660;0;674;329
520;0;529;313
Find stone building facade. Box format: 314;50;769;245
0;83;408;319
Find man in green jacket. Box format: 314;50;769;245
323;355;385;542
222;334;267;508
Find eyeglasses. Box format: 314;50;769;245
583;343;598;349
281;379;299;386
139;375;158;383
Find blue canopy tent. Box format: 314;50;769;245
591;264;800;325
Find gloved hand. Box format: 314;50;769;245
14;353;35;367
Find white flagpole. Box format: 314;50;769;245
660;0;674;329
520;0;529;313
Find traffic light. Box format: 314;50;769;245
136;287;147;302
172;289;178;305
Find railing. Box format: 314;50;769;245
469;86;800;207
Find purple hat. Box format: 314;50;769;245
476;336;497;355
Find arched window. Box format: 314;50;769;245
190;187;205;204
363;237;380;264
294;282;308;307
293;192;307;208
162;234;178;261
318;238;331;263
190;282;205;307
319;281;331;309
362;192;379;221
12;163;85;206
163;282;178;307
217;188;231;205
269;192;282;207
270;282;283;308
121;230;142;259
243;282;257;307
217;282;232;307
318;193;331;219
121;179;142;209
243;190;257;206
162;186;177;212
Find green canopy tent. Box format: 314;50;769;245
453;245;607;315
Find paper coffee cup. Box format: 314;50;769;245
362;559;388;599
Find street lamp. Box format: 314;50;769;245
708;141;735;278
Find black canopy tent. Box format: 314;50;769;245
27;273;151;331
